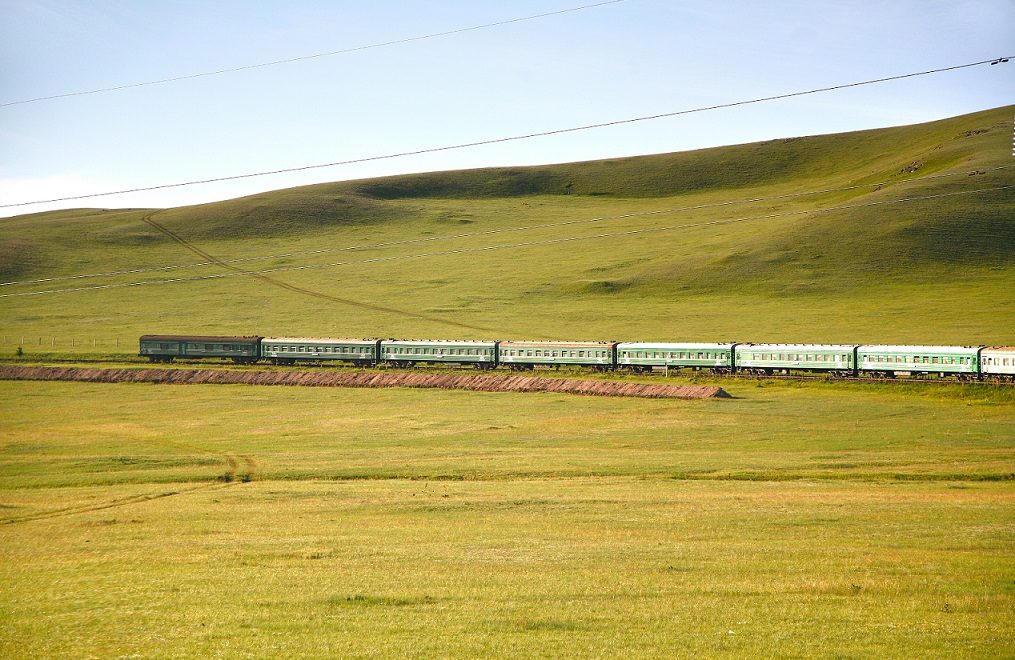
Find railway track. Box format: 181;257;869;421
1;356;1011;386
709;371;1013;386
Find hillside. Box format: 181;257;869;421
1;105;1013;348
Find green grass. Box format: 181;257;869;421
1;106;1012;347
0;380;1013;656
1;379;1012;489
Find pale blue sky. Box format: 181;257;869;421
1;0;1012;217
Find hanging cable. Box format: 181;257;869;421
2;56;1010;210
0;1;628;108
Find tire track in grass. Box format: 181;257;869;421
0;441;259;524
239;455;259;482
140;212;505;334
0;481;234;525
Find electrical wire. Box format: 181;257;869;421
2;183;1007;299
2;164;1008;289
0;0;628;108
2;56;1010;210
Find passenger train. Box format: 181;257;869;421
139;334;1015;381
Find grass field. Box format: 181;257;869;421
1;107;1014;656
1;380;1013;657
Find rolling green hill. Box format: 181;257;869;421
1;105;1013;350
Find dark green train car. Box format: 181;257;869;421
139;335;262;363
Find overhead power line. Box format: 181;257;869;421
0;0;627;109
2;183;1008;299
2;56;1010;211
2;165;1007;289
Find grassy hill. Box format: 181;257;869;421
1;105;1013;350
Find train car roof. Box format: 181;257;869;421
263;337;378;343
499;340;616;348
618;342;736;350
380;339;497;345
858;345;983;353
139;335;262;342
736;343;858;350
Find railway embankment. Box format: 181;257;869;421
0;366;729;399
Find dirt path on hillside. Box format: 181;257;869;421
0;366;728;399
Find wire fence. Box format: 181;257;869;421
2;335;130;350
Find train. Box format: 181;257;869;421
138;334;1015;381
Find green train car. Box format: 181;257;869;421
735;344;858;376
617;342;736;373
856;345;981;378
498;341;616;370
139;335;261;363
261;337;381;366
380;339;498;368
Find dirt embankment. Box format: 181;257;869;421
0;366;729;399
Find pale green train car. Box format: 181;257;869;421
735;344;858;375
261;337;381;365
498;341;616;370
856;345;981;377
380;339;498;368
617;342;736;372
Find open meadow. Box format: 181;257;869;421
0;379;1013;657
1;107;1014;656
